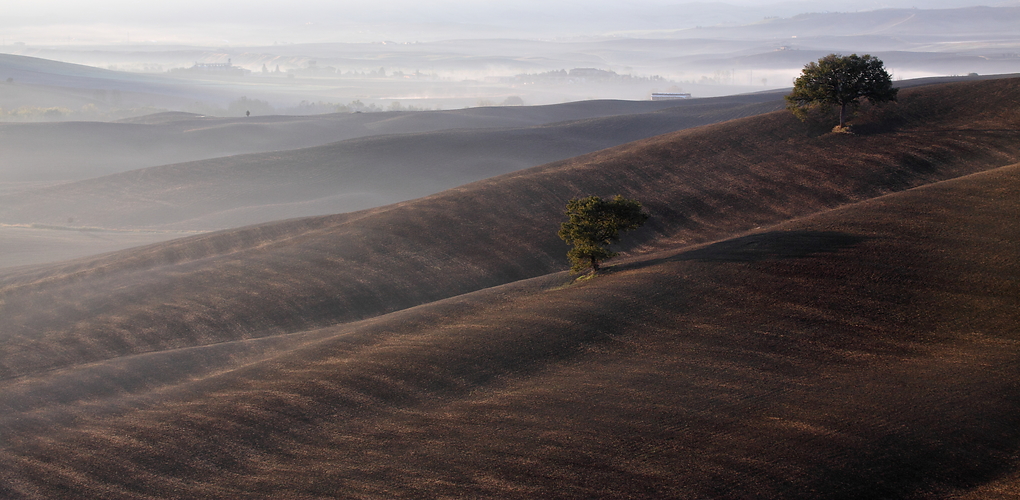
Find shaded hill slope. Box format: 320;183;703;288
0;53;201;95
0;53;224;114
1;161;1017;499
0;88;756;183
0;96;784;230
0;77;1018;383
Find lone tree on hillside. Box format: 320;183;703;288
786;53;898;129
558;195;649;274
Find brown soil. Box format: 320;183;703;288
0;78;1019;498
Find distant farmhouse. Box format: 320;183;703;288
651;92;692;101
170;59;250;77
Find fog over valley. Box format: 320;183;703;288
2;0;1019;116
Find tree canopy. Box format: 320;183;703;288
786;53;898;129
558;195;649;274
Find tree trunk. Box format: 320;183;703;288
839;103;846;127
591;256;599;272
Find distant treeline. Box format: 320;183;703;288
0;98;442;121
210;97;440;117
277;64;440;80
253;98;438;116
0;99;442;122
506;68;668;85
285;99;434;114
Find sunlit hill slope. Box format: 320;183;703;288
0;78;1019;498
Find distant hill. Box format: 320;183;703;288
0;53;180;89
0;90;764;184
1;77;1017;378
0;93;784;232
0;92;1017;496
0;53;231;112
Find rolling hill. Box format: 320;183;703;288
0;88;743;184
0;53;223;113
0;93;785;231
0;77;1018;498
1;77;1018;379
5;161;1015;499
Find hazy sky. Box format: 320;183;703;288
4;0;1006;20
2;0;1014;45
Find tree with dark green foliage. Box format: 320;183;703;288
786;53;898;129
558;195;650;274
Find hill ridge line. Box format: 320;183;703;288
0;96;786;232
10;161;1017;395
1;78;1018;383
